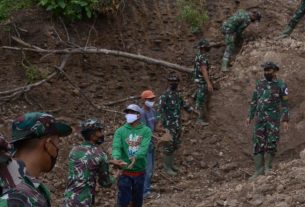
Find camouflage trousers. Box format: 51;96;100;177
223;33;236;62
195;83;206;111
162;127;182;155
252;119;280;155
288;0;305;29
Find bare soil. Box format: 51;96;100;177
0;0;305;206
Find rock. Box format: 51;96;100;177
186;155;194;163
220;162;238;172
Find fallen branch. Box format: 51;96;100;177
104;95;140;106
2;38;193;73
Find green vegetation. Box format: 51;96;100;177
0;0;34;22
177;0;208;33
25;64;43;84
38;0;120;21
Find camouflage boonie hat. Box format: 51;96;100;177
11;112;72;143
80;119;103;133
261;61;279;71
197;39;210;48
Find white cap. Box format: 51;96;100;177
123;104;142;114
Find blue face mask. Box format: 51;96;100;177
145;100;155;108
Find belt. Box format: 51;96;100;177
122;171;144;177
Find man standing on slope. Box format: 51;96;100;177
112;104;151;207
221;10;261;71
192;39;214;126
247;62;289;180
157;72;198;176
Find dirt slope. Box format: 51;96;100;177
0;0;305;206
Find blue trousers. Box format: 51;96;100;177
143;143;155;196
117;173;145;207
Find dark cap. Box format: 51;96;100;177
167;72;180;82
197;39;210;48
11;112;72;143
252;11;262;22
261;61;279;71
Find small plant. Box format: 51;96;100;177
38;0;120;21
0;0;34;22
177;0;208;33
25;65;43;84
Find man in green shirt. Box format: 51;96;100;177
112;104;151;207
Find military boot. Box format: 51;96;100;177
221;58;230;72
265;153;274;175
277;25;293;39
163;155;177;176
249;153;265;181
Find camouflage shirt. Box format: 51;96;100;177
248;79;289;122
64;141;114;207
193;53;209;83
157;88;193;130
1;171;51;207
222;9;251;34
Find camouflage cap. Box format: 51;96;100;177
80;119;103;133
11;112;72;143
261;61;279;71
197;39;210;48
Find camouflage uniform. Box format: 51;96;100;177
193;53;209;111
64;141;114;207
248;79;289;155
1;112;72;206
221;10;251;70
157;89;193;155
287;0;305;32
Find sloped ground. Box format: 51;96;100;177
0;0;305;206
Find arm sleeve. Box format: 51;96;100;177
280;84;289;122
97;155;115;188
248;82;258;120
112;129;122;160
134;128;152;160
156;95;165;122
181;96;193;113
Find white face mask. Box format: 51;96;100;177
145;100;155;108
125;114;138;124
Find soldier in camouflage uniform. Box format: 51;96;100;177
221;10;261;71
0;134;26;196
0;112;72;206
247;62;289;180
64;119;125;207
279;0;305;38
192;39;214;126
157;73;197;176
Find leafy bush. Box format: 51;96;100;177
177;0;208;33
25;65;43;84
0;0;34;22
38;0;120;21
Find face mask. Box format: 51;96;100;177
145;100;155;108
96;135;104;145
170;83;178;90
125;114;138;124
264;73;273;81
